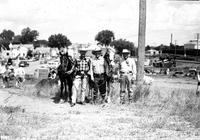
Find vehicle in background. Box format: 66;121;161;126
39;64;49;69
48;61;60;69
18;61;29;67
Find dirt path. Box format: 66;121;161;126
0;78;200;139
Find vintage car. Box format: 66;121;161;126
18;61;29;67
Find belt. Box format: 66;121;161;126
76;71;87;76
120;71;132;74
94;73;105;77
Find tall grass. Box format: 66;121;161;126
138;86;200;129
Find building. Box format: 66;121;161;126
184;40;200;50
145;49;159;56
9;43;34;59
50;48;59;58
34;46;50;58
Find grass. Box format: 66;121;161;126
0;105;50;139
1;77;200;139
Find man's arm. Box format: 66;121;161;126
67;56;76;74
104;58;109;76
131;58;137;80
90;59;94;81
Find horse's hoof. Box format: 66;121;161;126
80;102;86;105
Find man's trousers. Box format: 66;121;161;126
72;75;87;104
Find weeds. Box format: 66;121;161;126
132;84;151;102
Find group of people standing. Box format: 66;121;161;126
0;59;25;88
61;46;137;107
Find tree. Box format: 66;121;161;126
0;29;15;49
48;34;71;49
95;30;115;46
110;39;135;56
145;45;151;51
0;29;15;41
20;27;39;44
12;35;22;44
27;49;33;59
33;39;48;49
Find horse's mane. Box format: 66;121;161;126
58;53;73;73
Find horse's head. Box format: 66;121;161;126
60;54;69;72
105;47;116;62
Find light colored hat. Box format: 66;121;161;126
78;48;88;53
92;46;102;54
122;49;130;53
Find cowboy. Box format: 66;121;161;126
0;63;6;88
91;46;109;104
71;48;91;107
14;65;26;88
119;49;136;104
3;64;14;88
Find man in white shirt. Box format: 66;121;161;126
91;47;109;104
119;49;136;104
14;66;26;88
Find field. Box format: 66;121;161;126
0;73;200;139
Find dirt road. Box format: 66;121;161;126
0;77;200;139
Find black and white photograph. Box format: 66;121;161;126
0;0;200;139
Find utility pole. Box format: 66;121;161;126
197;33;199;61
171;33;173;45
137;0;146;84
175;40;177;56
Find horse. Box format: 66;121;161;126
57;52;74;103
103;46;116;103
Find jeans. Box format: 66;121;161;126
93;74;106;101
120;73;133;102
72;75;88;103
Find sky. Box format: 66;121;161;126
0;0;200;46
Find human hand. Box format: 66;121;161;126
66;70;72;75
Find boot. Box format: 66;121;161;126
120;92;125;104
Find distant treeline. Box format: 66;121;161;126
149;44;200;61
162;49;200;56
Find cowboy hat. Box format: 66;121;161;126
122;49;130;54
78;48;88;53
92;46;102;54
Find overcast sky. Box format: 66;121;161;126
0;0;200;46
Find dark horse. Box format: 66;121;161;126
57;53;74;102
104;49;113;102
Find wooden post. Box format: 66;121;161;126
136;0;146;85
197;33;199;61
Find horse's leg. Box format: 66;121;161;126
106;79;111;103
60;81;64;99
64;80;68;102
68;78;73;103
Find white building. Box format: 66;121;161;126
184;40;200;50
145;49;159;56
50;48;59;57
9;43;34;58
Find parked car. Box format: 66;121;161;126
19;61;29;67
48;61;60;69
